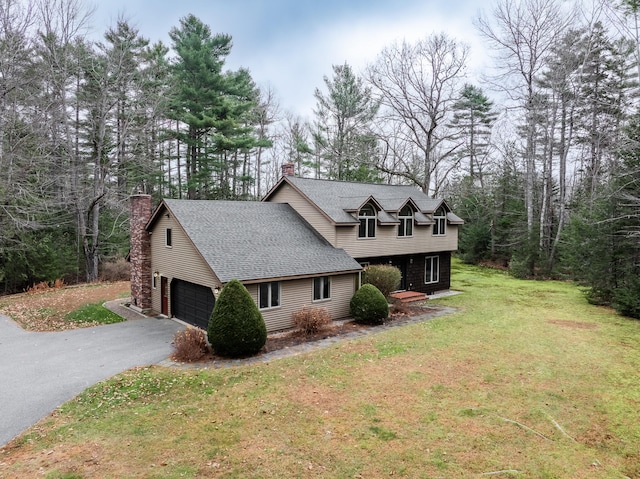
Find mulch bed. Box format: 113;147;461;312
171;303;431;363
263;319;368;352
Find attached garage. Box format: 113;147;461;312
171;279;215;330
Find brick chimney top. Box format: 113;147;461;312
281;163;295;176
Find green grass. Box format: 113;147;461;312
2;259;640;478
64;302;125;325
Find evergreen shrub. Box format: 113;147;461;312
350;283;389;324
508;241;538;279
362;264;401;298
207;279;267;357
458;222;491;264
613;280;640;319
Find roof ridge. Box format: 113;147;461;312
290;176;420;188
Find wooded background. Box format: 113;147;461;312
1;0;638;318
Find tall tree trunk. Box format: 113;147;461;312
188;127;197;199
550;97;574;269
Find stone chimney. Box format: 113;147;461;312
130;194;152;312
281;162;295;176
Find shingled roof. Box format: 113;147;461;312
265;176;456;225
155;200;362;283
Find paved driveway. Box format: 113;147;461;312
0;313;182;447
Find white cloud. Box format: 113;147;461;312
91;0;489;119
247;3;488;118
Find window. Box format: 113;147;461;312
358;204;376;238
313;276;331;301
398;205;414;237
425;256;440;284
432;207;446;236
165;228;172;247
259;281;280;309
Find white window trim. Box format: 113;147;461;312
432;209;446;236
358;204;377;239
425;256;440;284
165;228;173;248
312;276;331;302
398;206;414;237
259;281;281;310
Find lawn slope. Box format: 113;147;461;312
1;262;639;478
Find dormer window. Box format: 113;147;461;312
358;204;376;238
398;205;414;237
433;207;446;236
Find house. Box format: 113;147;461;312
129;196;362;332
129;166;462;333
262;168;463;295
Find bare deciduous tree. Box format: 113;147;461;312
367;33;468;195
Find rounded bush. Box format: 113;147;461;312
362;264;401;298
207;279;267;357
350;283;389;324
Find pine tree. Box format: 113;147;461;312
536;29;583;271
168;15;256;200
562;112;640;317
476;0;573;275
575;22;636;201
313;62;380;181
449;84;497;185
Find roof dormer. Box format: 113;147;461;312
357;202;377;238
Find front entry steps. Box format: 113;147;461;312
389;291;428;303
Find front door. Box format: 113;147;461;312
161;277;169;316
390;258;408;290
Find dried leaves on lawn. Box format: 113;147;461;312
0;281;130;331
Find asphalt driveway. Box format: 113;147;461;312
0;313;182;447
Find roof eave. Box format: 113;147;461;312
398;197;421;213
263;175;339;226
238;268;363;285
261;175;288;201
355;195;384;212
145;200;168;231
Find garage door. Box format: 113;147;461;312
171;279;215;330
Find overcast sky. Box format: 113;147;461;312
92;0;489;118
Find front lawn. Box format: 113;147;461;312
0;281;130;331
1;261;639;478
